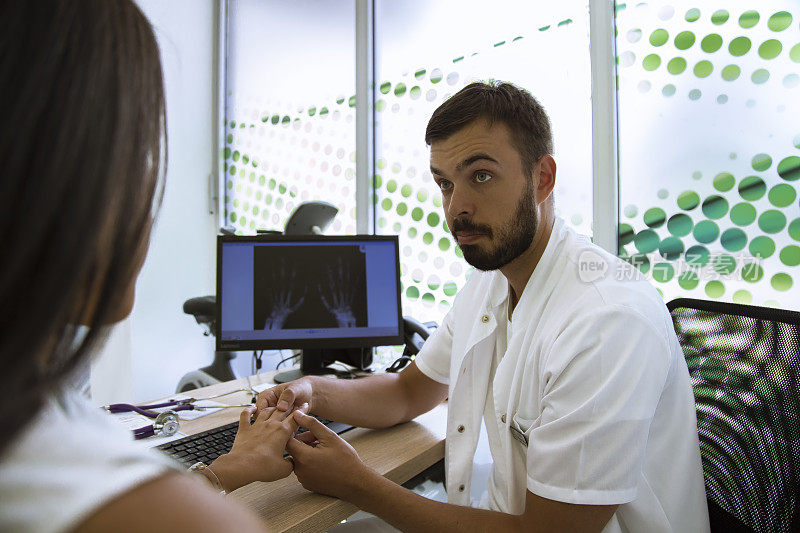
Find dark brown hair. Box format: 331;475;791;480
425;81;554;177
0;0;166;454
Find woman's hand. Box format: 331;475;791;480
209;402;309;492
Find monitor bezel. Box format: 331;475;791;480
215;234;404;351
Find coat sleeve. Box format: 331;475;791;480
413;305;456;385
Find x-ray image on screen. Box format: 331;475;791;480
253;245;368;330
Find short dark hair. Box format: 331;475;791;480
0;0;165;454
425;81;553;177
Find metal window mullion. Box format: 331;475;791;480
589;0;620;254
355;0;375;235
215;0;228;228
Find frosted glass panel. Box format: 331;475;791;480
375;0;593;322
617;1;800;309
223;0;356;234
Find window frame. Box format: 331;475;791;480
215;0;620;252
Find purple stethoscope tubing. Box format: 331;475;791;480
107;400;198;418
106;388;258;439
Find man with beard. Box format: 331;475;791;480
258;82;709;532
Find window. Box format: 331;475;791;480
374;0;593;321
220;1;800;314
616;1;800;309
223;0;357;235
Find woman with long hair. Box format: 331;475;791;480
0;2;298;530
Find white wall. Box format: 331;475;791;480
92;0;219;404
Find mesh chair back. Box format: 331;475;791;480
668;298;800;533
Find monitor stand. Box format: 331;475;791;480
272;348;344;384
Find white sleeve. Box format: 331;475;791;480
0;391;178;533
524;305;672;505
413;306;455;385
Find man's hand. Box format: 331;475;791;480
285;411;373;500
256;377;314;415
210;403;308;492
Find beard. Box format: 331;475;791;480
452;180;538;271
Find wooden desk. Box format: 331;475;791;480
171;369;447;533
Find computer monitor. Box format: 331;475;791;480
216;234;403;382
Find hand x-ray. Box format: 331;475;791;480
253;245;368;330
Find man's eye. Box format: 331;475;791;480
438;180;453;191
475;172;492;183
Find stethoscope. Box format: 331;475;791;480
105;388;257;440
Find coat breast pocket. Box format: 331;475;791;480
509;412;535;448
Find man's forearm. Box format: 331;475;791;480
347;469;525;533
309;373;411;428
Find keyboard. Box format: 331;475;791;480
156;416;353;467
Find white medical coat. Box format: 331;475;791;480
416;218;709;532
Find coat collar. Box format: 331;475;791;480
453;217;567;363
509;217;566;325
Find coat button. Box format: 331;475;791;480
481;315;490;323
501;413;507;423
457;424;465;433
458;484;466;492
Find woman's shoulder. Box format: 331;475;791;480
0;389;175;533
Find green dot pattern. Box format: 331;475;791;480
721;228;747;251
777;157;800;181
739;11;760;29
780;245;800;266
678;190;701;210
769;184;796;207
643;54;661;70
759;210;787;234
694;220;720;243
751;69;770;84
742;263;764;283
659;237;685;259
758;39;782;60
650;29;669;46
701;34;723;53
711;10;729;25
644;207;667;228
730;202;757;226
668;57;687;74
751;153;772;171
771;273;793;291
668;214;693;236
791;44;800;62
635;229;660;253
675;31;695;50
790;219;800;240
713;172;735;191
227;7;800;317
706;280;725;298
750;236;776;258
739;176;767;200
729;37;752;56
721;65;741;81
694;60;713;77
702;195;729;219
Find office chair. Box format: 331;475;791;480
667;298;800;533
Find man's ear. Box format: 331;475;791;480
535;155;556;204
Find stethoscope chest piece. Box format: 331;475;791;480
153;411;180;437
133;410;180;440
